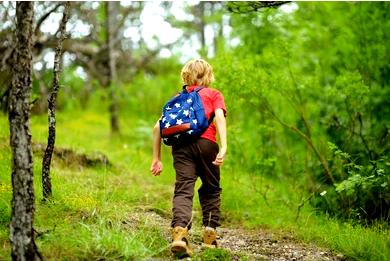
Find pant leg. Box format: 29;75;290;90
171;144;198;228
196;139;222;228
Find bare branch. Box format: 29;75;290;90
295;192;315;222
113;5;138;37
35;36;98;57
227;1;291;13
34;2;63;35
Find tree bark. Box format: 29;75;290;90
42;2;70;200
106;1;120;134
9;2;40;260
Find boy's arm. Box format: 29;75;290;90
151;120;163;176
213;108;227;166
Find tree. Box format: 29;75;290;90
105;1;119;134
215;1;390;221
8;2;41;260
0;2;160;119
166;1;225;58
41;2;71;200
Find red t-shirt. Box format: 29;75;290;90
187;85;227;143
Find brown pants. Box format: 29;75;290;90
171;138;221;229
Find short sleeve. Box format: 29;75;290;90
212;90;227;116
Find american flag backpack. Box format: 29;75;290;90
160;86;209;146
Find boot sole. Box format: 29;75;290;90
171;241;193;257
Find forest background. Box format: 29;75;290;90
0;1;389;260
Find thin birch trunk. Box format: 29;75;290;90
9;2;41;260
41;2;71;200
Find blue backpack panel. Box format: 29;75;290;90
160;86;209;146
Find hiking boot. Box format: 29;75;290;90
202;226;218;248
171;226;193;257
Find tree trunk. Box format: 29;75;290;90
198;2;207;57
106;1;120;134
9;2;40;260
42;2;70;201
213;3;225;56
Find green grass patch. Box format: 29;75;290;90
195;248;237;261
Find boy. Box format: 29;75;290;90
150;58;227;257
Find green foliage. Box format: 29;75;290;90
212;1;390;221
60;65;97;110
0;126;11;228
313;143;390;221
120;58;182;121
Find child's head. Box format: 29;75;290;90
181;58;214;86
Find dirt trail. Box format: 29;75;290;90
214;227;343;261
141;212;345;261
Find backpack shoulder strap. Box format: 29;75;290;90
182;85;205;93
194;86;204;92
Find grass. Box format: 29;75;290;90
0;109;389;260
0;110;173;260
195;248;236;261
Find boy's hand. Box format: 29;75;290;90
213;147;226;166
150;160;163;176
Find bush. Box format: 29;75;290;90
313;143;390;222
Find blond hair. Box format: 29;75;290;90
181;58;215;86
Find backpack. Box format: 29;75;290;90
160;86;209;146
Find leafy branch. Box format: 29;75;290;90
258;94;335;184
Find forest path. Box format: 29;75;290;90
132;211;345;261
